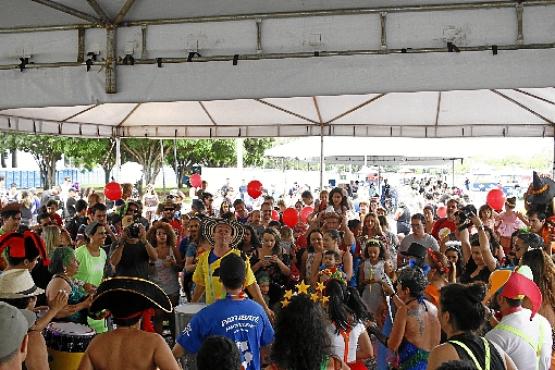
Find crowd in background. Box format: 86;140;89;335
0;172;554;370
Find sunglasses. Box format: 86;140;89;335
164;208;175;211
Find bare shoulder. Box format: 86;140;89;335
427;343;459;370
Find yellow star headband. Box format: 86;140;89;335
281;280;329;307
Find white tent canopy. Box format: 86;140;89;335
0;1;554;138
265;136;555;165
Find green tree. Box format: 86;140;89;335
64;138;117;185
121;139;170;186
166;138;274;188
0;133;68;189
244;138;274;167
166;139;235;188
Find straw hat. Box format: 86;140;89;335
0;269;44;299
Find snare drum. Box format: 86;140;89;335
45;322;96;370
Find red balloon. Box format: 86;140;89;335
104;182;122;201
437;206;447;219
282;208;299;228
300;207;314;223
487;188;506;211
271;210;280;221
190;173;202;188
247;180;263;199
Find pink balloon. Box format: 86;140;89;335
486;188;506;211
437;206;447;219
190;174;202;188
282;208;299;228
271;210;280;221
300;207;314;223
104;182;122;201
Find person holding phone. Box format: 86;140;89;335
146;222;181;337
251;228;291;307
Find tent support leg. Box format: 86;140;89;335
320;130;324;190
160;139;165;189
451;159;455;187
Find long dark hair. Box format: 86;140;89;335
271;295;330;370
440;283;486;332
325;279;370;334
307;229;323;253
239;224;260;251
328;187;349;210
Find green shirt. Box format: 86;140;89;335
74;245;106;287
74;245;108;333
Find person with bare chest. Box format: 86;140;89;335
77;277;179;370
370;266;441;370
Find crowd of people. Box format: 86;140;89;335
0;171;554;370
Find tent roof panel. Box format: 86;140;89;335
126;102;214;126
439;90;551;125
71;103;136;125
202;99;313;125
331;92;439;126
0;105;93;121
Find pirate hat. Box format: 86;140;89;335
89;276;172;319
202;218;245;248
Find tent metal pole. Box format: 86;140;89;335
30;0;101;24
2;1;553;34
1;42;555;71
160;139;166;189
173;136;178;187
553;136;555;179
320;131;324;190
122;0;555;27
451;159;455;187
2;41;554;72
115;137;121;182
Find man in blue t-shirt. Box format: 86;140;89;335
172;254;274;370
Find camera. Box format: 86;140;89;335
127;221;142;238
457;204;477;231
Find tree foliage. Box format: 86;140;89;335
244;138;274;167
121;139;171;186
0;133;68;189
166;138;273;188
0;133;274;189
64;138;117;184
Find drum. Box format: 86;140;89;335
44;322;96;370
174;303;206;370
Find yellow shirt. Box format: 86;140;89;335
193;248;256;304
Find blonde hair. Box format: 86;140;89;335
42;225;61;256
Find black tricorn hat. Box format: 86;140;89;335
89;276;172;319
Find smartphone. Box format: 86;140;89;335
264;255;273;260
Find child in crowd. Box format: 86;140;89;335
257;272;271;308
359;239;387;318
318;250;346;283
279;226;295;256
46;199;63;226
